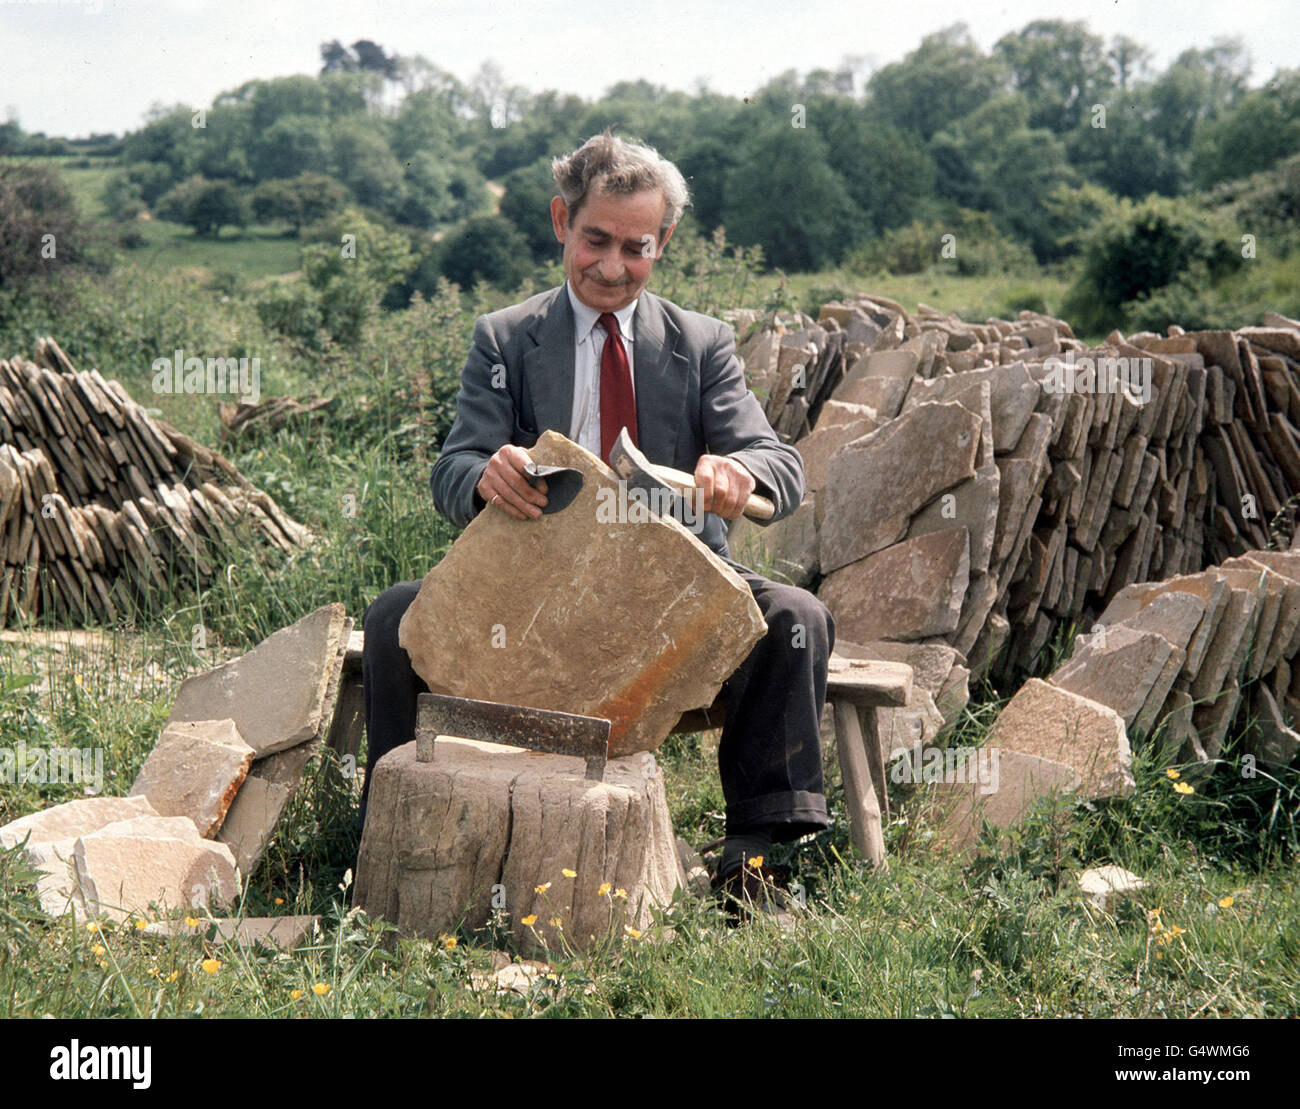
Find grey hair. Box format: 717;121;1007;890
551;131;690;244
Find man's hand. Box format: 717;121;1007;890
693;454;756;520
477;445;548;520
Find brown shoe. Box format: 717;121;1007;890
712;861;797;928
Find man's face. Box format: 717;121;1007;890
551;188;674;313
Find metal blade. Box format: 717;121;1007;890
415;692;609;780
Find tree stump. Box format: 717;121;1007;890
354;739;684;955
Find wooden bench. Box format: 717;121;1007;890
333;630;910;868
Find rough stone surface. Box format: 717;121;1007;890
355;739;683;956
215;775;292;874
819;402;980;573
1100;573;1228;683
0;795;159;850
906;463;999;575
1079;866;1147;914
1250;686;1300;769
129;718;255;837
1193;680;1240;761
987;678;1134;799
399;432;766;758
927;750;1081;853
796;414;881;493
1051;625;1182;731
819;529;971;643
168;604;350;758
73;816;239;922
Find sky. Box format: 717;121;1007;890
2;0;1298;139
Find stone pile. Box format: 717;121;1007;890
0;337;310;627
0;604;351;921
729;298;1300;770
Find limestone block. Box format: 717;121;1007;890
129;718;255;837
0;795;159;850
215;775;292;875
986;678;1134;799
1079;866;1146;914
906;463;999;575
796;415;879;492
1100;572;1228;683
1051;626;1182;732
819;529;971;643
819;402;980;574
400;432;765;758
167;604;351;758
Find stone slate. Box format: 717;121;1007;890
130;718;255;837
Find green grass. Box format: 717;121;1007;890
125;219;304;283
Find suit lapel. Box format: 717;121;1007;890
632;292;689;467
521;286;575;437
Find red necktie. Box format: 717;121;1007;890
598;312;637;463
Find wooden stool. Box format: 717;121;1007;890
669;655;912;869
334;632;912;867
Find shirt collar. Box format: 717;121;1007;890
566;281;637;344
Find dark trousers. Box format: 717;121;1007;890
359;557;835;842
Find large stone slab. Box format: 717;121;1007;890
906;463;999;574
215;776;292;874
1100;572;1228;683
0;795;159;850
1051;626;1182;733
926;749;1081;853
835;348;918;418
1249;686;1300;769
796;414;880;492
1190;576;1261;701
167;604;351;758
1193;680;1241;761
987;678;1134;799
820;401;980;573
73;815;239;922
129;718;255;837
398;432;765;758
819;529;970;644
906;362;1039;454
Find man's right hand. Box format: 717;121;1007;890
476;444;548;520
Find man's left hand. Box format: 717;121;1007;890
693;454;756;520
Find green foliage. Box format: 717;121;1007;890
435;214;535;292
1063;194;1244;334
154;176;250;238
250;173;348;233
499;156;561;260
0;162;90;294
1193;69;1300;189
848;209;1035;277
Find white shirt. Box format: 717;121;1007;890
566;281;638;456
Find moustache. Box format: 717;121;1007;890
582;270;631;287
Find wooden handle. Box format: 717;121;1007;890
652;464;776;521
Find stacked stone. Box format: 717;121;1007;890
0;338;310;627
728;299;1300;768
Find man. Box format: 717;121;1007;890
360;132;835;917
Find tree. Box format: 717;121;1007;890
251;173;348;233
721;124;856;271
154;176;249;237
437;215;533;290
994;19;1114;133
1193;69;1300;188
868;25;1006;140
499;157;561;259
0;163;85;293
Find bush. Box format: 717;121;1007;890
847;210;1035;277
437;214;534;292
154;176;250;237
1063;194;1243;335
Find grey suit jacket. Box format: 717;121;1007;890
429;283;805;558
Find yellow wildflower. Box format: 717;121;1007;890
201;959;221;974
1173;781;1195;795
549;916;563;928
1168;924;1185;937
1218;896;1234;909
614;888;627;900
134;919;148;930
521;914;538;927
439;934;458;950
290;988;303;1000
312;983;330;996
534;882;551;894
1165;768;1181;779
746;855;764;869
184;916;199;928
624;925;642;939
164;970;179;984
561;868;577;879
92;944;105;956
598;882;612;897
274;897;284;906
98;960;108;970
85;922;99;933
